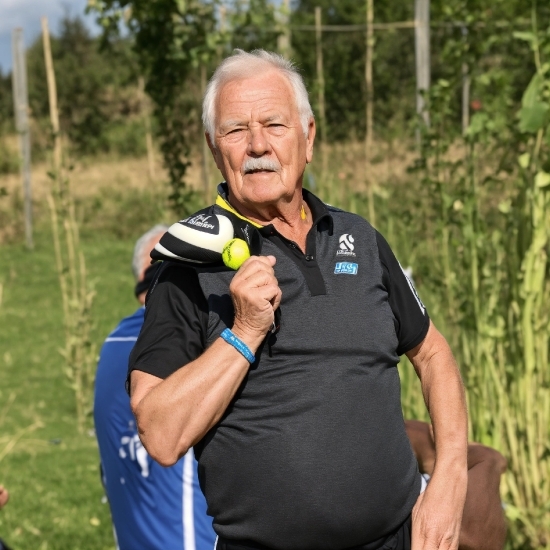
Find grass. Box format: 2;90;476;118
0;224;142;549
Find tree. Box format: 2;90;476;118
90;0;224;213
26;15;141;156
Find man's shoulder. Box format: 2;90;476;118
325;204;375;231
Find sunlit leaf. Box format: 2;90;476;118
522;73;543;108
513;31;537;50
518;153;530;169
466;112;489;137
519;104;549;133
498;200;512;214
535;171;550;188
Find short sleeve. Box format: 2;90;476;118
127;263;209;389
375;231;430;355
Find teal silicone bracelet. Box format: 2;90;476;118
220;328;255;363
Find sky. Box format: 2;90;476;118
0;0;100;74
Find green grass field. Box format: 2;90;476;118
0;225;143;549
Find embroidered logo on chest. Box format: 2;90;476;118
337;233;356;257
334;262;358;275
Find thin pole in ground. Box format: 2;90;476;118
364;0;375;226
415;0;431;145
138;77;157;182
11;27;33;249
277;0;292;59
315;6;328;194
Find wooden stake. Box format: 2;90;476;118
277;0;292;59
138;77;156;182
461;26;470;135
315;7;328;186
41;18;62;176
415;0;431;129
11;27;33;249
365;0;375;226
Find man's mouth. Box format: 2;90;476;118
245;168;275;174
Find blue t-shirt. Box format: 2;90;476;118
94;307;216;550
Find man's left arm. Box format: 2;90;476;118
406;321;468;550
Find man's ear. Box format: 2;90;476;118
305;118;316;164
206;133;223;171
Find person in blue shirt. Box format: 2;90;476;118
94;225;217;550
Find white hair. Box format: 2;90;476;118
132;224;169;280
202;49;314;141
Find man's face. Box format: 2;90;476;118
207;70;315;210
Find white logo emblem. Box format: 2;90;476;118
119;429;150;478
182;214;215;230
337;234;356;256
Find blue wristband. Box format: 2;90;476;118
220;328;255;364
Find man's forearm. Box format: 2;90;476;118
410;325;468;475
131;334;260;466
407;322;468;549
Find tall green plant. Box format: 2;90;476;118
47;168;97;434
410;7;550;546
90;0;225;215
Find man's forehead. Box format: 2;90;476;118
215;72;298;122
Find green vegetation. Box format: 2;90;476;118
0;230;134;549
0;180;168;548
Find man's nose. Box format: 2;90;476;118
246;126;271;156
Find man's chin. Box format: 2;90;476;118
243;176;292;205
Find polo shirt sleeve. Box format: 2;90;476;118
375;231;430;355
127;262;209;387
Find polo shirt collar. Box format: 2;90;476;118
216;182;334;235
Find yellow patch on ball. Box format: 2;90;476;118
222;238;251;270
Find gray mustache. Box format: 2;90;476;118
242;157;281;174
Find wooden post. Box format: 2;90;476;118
365;0;375;225
277;0;292;59
461;26;470;135
200;65;210;201
41;18;62;175
138;77;156;182
11;27;33;249
415;0;430;130
315;7;328;185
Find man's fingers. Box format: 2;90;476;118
271;287;282;311
235;255;276;280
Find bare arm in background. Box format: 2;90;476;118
406;420;507;550
406;321;468;550
0;485;8;509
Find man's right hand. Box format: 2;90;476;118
230;255;282;348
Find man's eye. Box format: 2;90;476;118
267;124;286;133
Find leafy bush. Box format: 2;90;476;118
0;139;19;175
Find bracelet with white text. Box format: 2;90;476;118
220;328;256;364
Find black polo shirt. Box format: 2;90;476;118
129;188;430;549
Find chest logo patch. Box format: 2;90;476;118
334;262;358;275
337;234;356;257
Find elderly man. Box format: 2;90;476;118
94;226;216;550
129;50;468;550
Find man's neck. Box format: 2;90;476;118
228;192;312;252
